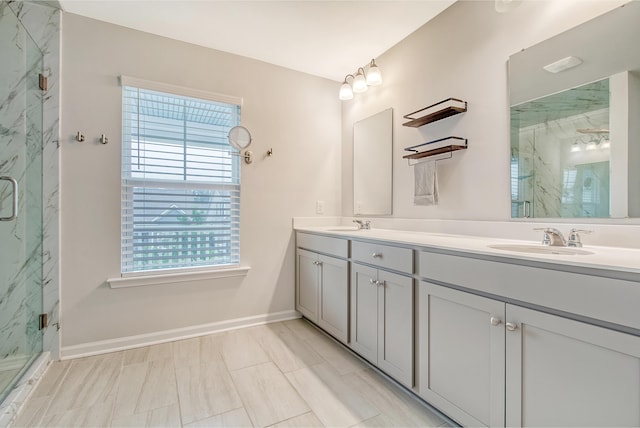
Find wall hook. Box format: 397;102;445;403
76;131;85;142
267;148;273;157
99;134;109;145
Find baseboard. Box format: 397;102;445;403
60;310;301;360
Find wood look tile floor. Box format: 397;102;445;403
13;319;453;428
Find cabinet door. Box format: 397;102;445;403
317;255;349;343
377;270;413;387
506;305;640;427
296;248;318;322
418;282;505;427
350;263;379;363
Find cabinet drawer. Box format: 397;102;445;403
296;232;348;258
352;240;413;274
418;250;640;331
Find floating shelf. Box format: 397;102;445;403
403;98;467;127
403;136;468;161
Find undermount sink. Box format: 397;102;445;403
488;244;594;256
326;226;361;232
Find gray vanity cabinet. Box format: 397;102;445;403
296;234;349;343
506;304;640;427
418;282;505;427
419;280;640;427
350;262;414;387
296;248;320;322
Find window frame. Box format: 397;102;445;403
119;76;243;276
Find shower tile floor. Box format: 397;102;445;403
0;368;21;398
13;319;454;427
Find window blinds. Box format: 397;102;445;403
121;85;241;273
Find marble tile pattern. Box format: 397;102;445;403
13;320;453;427
0;0;60;422
513;106;610;218
6;0;61;360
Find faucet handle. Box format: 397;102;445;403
533;227;566;246
353;219;371;230
567;229;593;247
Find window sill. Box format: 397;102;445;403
107;266;251;289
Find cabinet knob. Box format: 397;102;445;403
376;280;385;287
506;322;518;331
372;252;382;258
369;278;376;286
490;317;502;326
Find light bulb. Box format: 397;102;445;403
601;139;611;149
339;81;353;100
570;142;581;153
366;59;382;86
353;68;368;93
586;141;597;151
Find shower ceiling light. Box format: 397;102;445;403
338;59;382;100
543;56;583;73
495;0;522;13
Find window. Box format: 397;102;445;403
121;77;241;274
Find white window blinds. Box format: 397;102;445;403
121;83;241;273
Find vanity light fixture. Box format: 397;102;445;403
366;59;382;86
339;58;382;100
339;75;354;100
353;68;368;93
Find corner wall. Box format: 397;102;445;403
60;13;341;352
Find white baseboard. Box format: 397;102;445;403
60;310;301;360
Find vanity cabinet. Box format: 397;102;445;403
350;259;414;387
418;282;505;427
506;304;640;427
296;233;349;343
419;281;640;428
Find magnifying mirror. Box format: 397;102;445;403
228;126;252;151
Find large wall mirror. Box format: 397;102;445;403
508;1;640;218
353;108;392;216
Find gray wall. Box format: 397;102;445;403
60;13;341;352
341;0;628;220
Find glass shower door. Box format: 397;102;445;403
0;4;44;403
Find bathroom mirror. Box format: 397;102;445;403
353;108;392;216
228;126;252;150
508;1;640;218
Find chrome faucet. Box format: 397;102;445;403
534;227;593;247
534;228;567;246
353;219;371;230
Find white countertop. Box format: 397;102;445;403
295;226;640;277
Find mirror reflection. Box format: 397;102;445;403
508;2;640;218
353;108;392;216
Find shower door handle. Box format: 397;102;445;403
0;176;18;221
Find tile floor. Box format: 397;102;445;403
12;319;453;427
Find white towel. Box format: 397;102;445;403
414;160;438;206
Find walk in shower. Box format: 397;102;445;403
0;3;45;404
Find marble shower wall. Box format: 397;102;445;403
516;108;610;218
0;1;60;360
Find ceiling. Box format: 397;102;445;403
58;0;457;82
